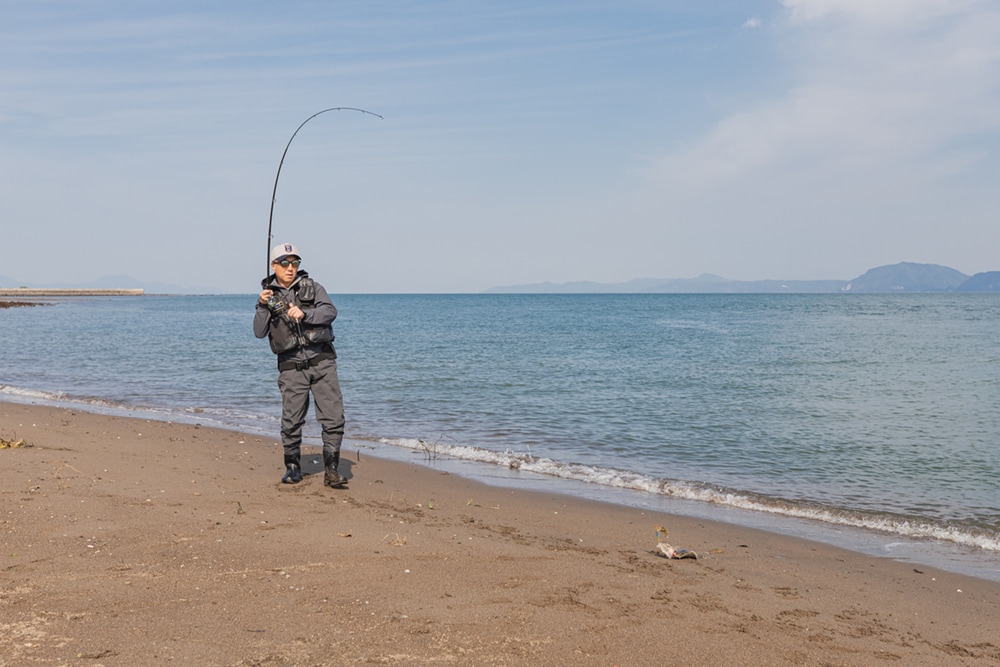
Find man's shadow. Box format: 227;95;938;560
300;451;353;484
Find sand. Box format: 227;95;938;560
2;401;999;666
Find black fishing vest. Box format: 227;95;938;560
265;277;335;355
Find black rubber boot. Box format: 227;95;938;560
323;452;347;487
281;462;303;484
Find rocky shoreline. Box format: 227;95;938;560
0;300;47;308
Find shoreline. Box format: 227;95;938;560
4;390;1000;585
0;300;50;309
357;434;1000;583
2;402;1000;665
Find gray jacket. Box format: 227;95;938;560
253;271;337;365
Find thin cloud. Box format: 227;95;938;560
781;0;981;25
635;0;1000;280
4;1;998;290
650;0;1000;187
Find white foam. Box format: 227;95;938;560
0;385;65;400
377;436;1000;552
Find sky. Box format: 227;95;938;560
2;0;999;293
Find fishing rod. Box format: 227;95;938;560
265;107;383;279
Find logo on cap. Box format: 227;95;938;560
284;244;293;253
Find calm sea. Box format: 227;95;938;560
2;293;998;581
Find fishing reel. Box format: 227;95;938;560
267;295;289;315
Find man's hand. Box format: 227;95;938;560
259;289;273;305
286;304;305;321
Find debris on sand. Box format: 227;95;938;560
1;436;31;449
654;524;700;559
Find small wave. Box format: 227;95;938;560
1;385;69;401
2;384;145;412
377;436;1000;552
0;385;277;436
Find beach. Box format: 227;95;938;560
1;403;999;666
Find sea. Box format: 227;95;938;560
2;293;998;582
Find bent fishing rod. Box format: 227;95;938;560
265;107;383;278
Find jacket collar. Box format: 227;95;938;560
268;269;309;290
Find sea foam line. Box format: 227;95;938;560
0;385;277;436
6;385;997;553
1;385;67;401
377;436;1000;552
0;385;181;416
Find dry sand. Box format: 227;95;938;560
2;402;999;666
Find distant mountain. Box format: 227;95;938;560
0;274;222;294
955;271;1000;292
485;274;847;293
487;262;993;294
842;263;968;292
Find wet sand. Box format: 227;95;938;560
2;402;999;666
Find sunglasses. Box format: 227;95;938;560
274;259;301;268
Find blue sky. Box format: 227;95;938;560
3;0;999;293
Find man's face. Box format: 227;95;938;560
272;256;300;287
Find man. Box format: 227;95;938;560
254;242;348;487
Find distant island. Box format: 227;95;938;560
3;262;999;296
485;263;1000;294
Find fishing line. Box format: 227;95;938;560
265;107;383;279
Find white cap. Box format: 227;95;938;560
270;243;301;263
